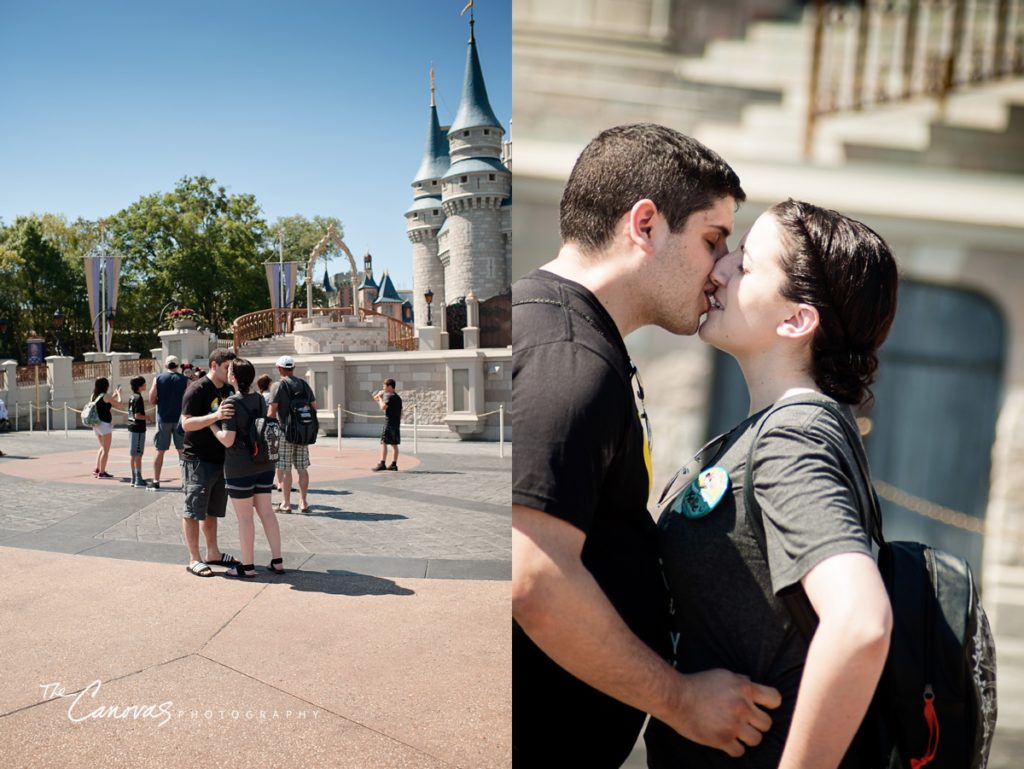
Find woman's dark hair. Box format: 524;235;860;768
130;376;146;393
769;199;899;405
256;374;272;393
231;359;255;394
560;123;746;254
92;377;109;399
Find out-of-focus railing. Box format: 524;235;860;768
119;358;156;377
72;361;112;382
806;0;1024;155
232;306;417;352
16;365;47;387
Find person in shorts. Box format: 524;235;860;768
127;376;149;487
90;377;122;479
213;359;285;578
180;348;238;577
148;355;188;489
267;355;316;514
372;378;402;471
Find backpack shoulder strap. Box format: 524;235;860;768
742;398;885;641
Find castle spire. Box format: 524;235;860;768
413;66;451;184
449;9;500;133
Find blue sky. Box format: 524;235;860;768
0;0;511;292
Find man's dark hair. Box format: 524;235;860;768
256;374;272;393
559;123;745;253
130;376;146;393
209;348;236;366
384;378;396;389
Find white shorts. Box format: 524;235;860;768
93;422;113;437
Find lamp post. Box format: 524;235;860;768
424;287;434;327
51;309;65;357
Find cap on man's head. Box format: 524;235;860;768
164;355;179;369
276;355;295;369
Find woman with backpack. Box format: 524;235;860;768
89;377;122;479
645;200;899;769
212;358;285;578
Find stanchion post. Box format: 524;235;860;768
15;402;19;432
46;404;51;434
499;404;505;458
64;402;69;438
336;404;342;452
29;404;34;433
413;405;418;455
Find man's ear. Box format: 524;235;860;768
778;303;819;340
626;199;659;252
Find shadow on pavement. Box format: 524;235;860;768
225;569;416;597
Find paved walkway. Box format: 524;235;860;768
0;429;511;768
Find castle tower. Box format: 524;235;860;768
406;66;450;334
357;251;379;311
439;14;510;304
373;271;404;320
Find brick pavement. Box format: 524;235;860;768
0;429;511;580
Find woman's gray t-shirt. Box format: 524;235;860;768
219;392;274;479
645;393;874;769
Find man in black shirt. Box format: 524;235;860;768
180;348;237;576
513;124;781;767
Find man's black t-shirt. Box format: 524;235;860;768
181;376;234;463
512;269;670;768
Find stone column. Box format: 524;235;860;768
463;291;480;350
45;355;74;430
419;326;442;351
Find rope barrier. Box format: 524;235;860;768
874;479;986;536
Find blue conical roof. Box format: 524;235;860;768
449;29;501;133
358;272;379;292
414;104;451;183
321;266;334;293
374;272;403;304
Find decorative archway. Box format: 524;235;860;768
306;223;359;312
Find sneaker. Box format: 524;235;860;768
372;461;387;472
388;463;398;471
150;481;160;490
97;471;114;479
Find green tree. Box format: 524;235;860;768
0;216;92;361
109;177;271;336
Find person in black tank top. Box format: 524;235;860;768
90;376;122;479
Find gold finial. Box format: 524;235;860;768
430;63;436;108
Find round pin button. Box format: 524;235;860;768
671;466;730;519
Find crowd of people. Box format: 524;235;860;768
85;352;331;578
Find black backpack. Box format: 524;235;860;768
234;396;281;464
744;399;997;769
281;377;318;445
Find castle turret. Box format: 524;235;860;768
357;252;379;311
373;271;404;320
440;16;511;303
407;66;450;334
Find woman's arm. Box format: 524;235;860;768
778;552;892;769
213;427;236;447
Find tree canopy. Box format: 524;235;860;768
0;177;346;362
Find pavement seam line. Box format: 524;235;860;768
193;653;462;769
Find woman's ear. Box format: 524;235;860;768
777;303;819;341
